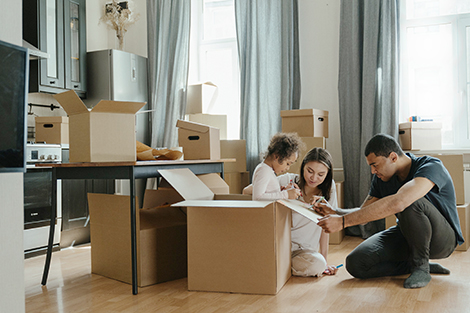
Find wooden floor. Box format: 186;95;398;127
25;236;470;313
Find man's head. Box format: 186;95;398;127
364;134;405;182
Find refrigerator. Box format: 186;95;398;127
85;49;149;204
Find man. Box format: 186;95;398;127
316;133;464;288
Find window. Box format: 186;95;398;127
189;0;240;139
400;0;470;147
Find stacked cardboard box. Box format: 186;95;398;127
177;120;221;160
399;122;442;150
35;116;69;144
220;139;250;194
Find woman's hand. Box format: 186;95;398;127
323;265;339;275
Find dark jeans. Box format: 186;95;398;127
346;197;457;278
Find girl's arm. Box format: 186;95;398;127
252;164;289;200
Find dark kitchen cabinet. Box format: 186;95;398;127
23;0;87;97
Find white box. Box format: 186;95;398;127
399;122;442;150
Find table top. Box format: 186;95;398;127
35;158;236;168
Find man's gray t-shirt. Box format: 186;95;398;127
369;153;464;245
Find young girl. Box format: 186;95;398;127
246;147;339;277
251;133;304;200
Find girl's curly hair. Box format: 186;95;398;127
264;132;305;163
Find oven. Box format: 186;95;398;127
24;144;62;258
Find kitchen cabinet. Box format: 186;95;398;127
23;0;87;97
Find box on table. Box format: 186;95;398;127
186;82;218;114
53;90;145;162
220;139;247;173
161;168;324;295
399;122;442;150
177;119;220;160
457;203;470;251
35;116;69;144
223;171;250;194
87;189;187;287
329;181;345;245
187;113;227;140
288;137;326;175
281;109;329;138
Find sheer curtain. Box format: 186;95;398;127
338;0;399;238
147;0;191;149
235;0;301;177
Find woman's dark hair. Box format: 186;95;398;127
364;133;404;157
264;132;305;163
298;147;333;202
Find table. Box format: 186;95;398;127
37;159;233;295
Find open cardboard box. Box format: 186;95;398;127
159;168;323;295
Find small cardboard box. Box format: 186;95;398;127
53;90;145;162
288;137;326;175
224;171;250;194
220;139;247;173
399;122;442;150
87;189;187;287
177;119;221;160
329;181;345;245
186;82;218;114
457;203;469;251
161;168;324;295
35;116;69;144
281;109;329;138
187;113;227;140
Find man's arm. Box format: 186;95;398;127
318;177;435;233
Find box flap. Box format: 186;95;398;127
158;168;214;200
197;173;230;194
176;119;215;134
276;199;323;223
92;100;146;114
280;108;328;118
53;90;89;115
142;189;184;209
173;200;270;208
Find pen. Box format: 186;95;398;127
314;196;324;206
336;264;343;269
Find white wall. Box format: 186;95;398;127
298;0;342;169
0;1;26;312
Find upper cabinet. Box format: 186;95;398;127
23;0;87;97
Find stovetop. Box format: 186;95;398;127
26;143;64;164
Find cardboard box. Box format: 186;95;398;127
457;203;470;251
224;171;250;194
53;90;145;162
35;116;69;144
399;122;442;150
186;82;218;114
288;137;326;175
177;119;221;160
161;168;324;295
385;215;397;229
281;109;329;138
329;181;345;244
220;139;247;173
197;173;230;194
87;189;187;287
187;113;227;140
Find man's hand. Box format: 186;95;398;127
317;214;343;233
312;196;336;216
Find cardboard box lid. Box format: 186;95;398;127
35;116;69;124
176;119;218;134
197;173;230;194
399;122;442;130
159;168;214;200
53;90;145;116
280;108;328;118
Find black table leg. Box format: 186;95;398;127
41;168;57;285
129;168;138;294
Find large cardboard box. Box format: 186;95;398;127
177;119;221;160
186;82;218;114
457;203;469;251
224;171;250;194
87;189;187;287
399;122;442;150
281;109;329;138
220;139;247;173
161;168;324;295
187;113;227;140
288;137;326;175
53;90;145;162
329;181;345;245
35;116;69;144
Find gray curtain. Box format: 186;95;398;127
235;0;301;178
147;0;191;149
338;0;399;238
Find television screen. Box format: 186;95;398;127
0;40;29;173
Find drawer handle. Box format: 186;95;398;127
188;136;200;140
74;85;79;88
50;81;55;84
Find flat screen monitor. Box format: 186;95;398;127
0;40;29;173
